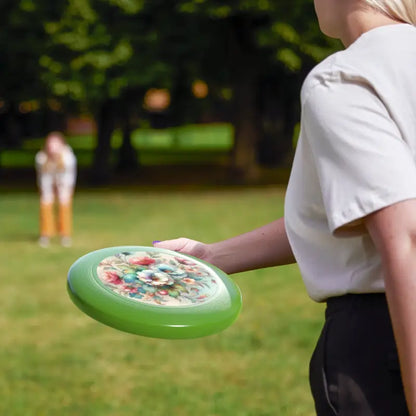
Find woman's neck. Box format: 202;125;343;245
341;7;403;47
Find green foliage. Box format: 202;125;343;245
0;0;342;175
105;0;145;14
38;0;175;106
178;0;278;16
0;1;50;101
276;48;303;72
0;0;342;111
178;0;341;73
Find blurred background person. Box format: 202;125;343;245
35;131;77;247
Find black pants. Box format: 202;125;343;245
309;293;409;415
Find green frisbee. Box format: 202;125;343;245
67;246;242;339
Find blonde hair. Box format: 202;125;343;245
364;0;416;25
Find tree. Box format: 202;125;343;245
39;0;170;182
40;0;216;183
176;0;341;180
0;0;62;148
0;0;342;183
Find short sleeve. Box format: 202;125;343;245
303;78;416;233
62;147;77;170
57;148;77;188
35;151;47;169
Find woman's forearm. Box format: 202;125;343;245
366;200;416;415
384;257;416;415
208;217;296;274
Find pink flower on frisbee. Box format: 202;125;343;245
105;271;123;285
129;256;156;266
175;257;196;266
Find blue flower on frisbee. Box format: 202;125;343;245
157;263;187;279
137;270;175;287
122;273;138;284
157;263;176;272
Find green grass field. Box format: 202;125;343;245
0;186;324;416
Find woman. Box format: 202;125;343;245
154;1;416;414
35;131;77;247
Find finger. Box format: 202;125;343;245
153;238;188;252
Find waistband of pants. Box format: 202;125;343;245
326;292;387;318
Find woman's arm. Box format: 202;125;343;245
365;199;416;415
154;217;296;274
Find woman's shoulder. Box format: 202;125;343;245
302;24;416;103
301;42;376;100
300;52;347;103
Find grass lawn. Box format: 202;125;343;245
0;186;324;416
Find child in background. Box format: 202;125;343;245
35;131;77;247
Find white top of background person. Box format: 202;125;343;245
155;0;416;413
35;131;77;247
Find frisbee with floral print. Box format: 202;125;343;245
67;246;242;339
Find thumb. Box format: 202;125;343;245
153;238;189;252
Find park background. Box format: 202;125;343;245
0;1;343;415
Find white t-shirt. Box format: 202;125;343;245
36;145;77;203
285;24;416;302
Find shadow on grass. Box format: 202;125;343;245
0;165;291;194
0;232;38;243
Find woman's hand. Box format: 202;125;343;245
153;238;213;263
153;218;295;275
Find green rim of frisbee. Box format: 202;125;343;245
67;246;242;339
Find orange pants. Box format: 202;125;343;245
39;200;72;238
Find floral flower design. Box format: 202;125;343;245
128;256;156;266
97;251;218;306
104;271;123;285
137;271;175;287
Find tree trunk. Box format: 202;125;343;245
257;73;301;167
228;16;262;182
4;103;23;148
91;99;116;185
117;104;139;173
